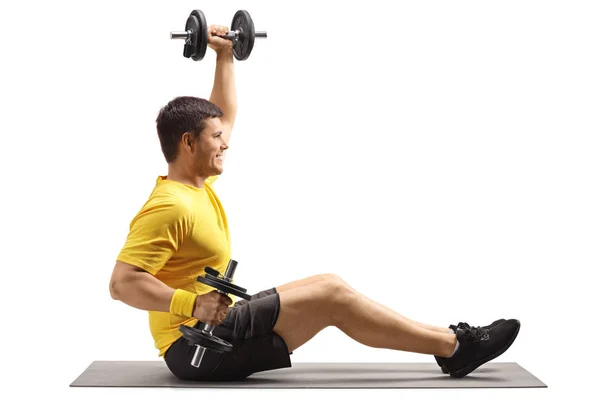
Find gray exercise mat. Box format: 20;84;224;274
70;361;547;388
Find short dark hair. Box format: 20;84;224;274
155;96;224;163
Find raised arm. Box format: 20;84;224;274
207;25;237;144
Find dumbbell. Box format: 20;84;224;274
170;10;267;61
178;259;251;368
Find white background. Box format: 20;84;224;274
1;0;598;399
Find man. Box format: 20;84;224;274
109;25;521;382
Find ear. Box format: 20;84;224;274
181;132;194;153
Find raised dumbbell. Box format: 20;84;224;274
178;259;252;368
170;10;267;61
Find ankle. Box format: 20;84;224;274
440;334;458;357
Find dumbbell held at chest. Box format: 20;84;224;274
170;9;267;61
178;260;252;368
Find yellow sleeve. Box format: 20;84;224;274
117;199;193;275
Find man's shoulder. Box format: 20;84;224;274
137;179;195;220
145;190;194;215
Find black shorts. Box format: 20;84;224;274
164;287;292;381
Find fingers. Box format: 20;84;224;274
211;307;229;325
205;308;226;325
208;25;229;38
220;293;233;306
207;24;233;52
208;290;232;304
220;308;229;320
209;290;231;304
209;291;232;324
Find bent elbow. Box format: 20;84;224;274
109;279;121;300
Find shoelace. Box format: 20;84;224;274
457;322;490;342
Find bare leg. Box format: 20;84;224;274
273;278;457;356
363;296;452;334
275;274;451;334
275;273;333;293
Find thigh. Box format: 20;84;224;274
218;288;282;342
272;279;340;353
234;287;278;308
275;273;341;293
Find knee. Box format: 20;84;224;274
321;276;353;304
319;273;348;287
319;278;356;325
321;274;357;295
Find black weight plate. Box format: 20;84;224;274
204;266;220;277
179;325;233;353
203;273;248;294
203;276;249;299
189;10;208;61
197;275;251;300
231;10;255;61
183;14;199;59
198;275;251;300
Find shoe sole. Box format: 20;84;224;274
449;320;521;378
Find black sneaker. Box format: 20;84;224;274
440;318;521;378
435;319;505;373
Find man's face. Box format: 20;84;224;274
190;117;228;177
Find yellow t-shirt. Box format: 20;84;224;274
117;175;235;357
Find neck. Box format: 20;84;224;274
166;162;207;189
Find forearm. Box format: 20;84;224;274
209;49;237;123
111;270;182;313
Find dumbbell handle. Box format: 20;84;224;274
191;324;214;367
190;260;238;368
171;31;190;39
170;30;267;40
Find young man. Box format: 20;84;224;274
109;25;521;382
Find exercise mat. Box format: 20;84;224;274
70;361;547;389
